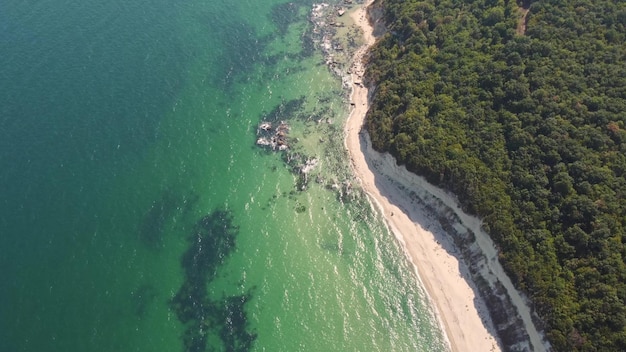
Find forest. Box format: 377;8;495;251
364;0;626;350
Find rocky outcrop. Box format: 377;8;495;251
256;121;290;151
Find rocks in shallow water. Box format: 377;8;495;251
295;203;307;213
256;121;290;151
256;137;271;147
300;157;319;175
327;178;356;201
281;152;317;191
258;122;272;131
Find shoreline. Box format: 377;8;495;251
344;2;501;351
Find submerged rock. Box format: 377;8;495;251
300;157;319;174
170;209;257;352
256;121;290;151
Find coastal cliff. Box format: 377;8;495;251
357;129;548;351
362;0;626;350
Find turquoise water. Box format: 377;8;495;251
0;0;448;351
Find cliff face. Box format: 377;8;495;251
438;209;543;352
358;129;548;351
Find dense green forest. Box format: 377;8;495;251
364;0;626;350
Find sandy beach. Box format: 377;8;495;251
344;2;501;351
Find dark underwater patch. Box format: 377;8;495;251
262;96;306;122
139;189;181;250
170;208;256;352
131;283;158;318
139;190;201;250
269;2;306;36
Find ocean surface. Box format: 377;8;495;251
0;0;448;351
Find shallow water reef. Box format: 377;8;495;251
170;208;256;352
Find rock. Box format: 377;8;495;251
256;121;290;151
258;122;272;131
256;137;272;146
300;158;319;174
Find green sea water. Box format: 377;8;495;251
0;0;449;351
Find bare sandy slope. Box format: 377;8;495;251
344;3;501;351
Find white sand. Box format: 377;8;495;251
345;3;502;351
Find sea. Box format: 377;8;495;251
0;0;448;351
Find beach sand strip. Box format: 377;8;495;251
344;2;501;351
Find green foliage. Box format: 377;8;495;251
365;0;626;350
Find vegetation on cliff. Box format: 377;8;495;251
364;0;626;350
